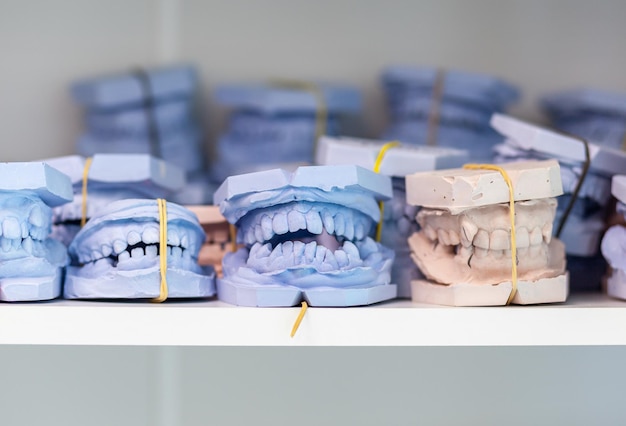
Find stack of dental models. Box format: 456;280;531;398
0;162;73;301
214;165;396;306
185;205;235;277
492;113;626;291
45;154;185;246
316;135;468;297
543;89;626;150
381;66;519;162
211;82;361;182
601;176;626;299
406;160;568;306
64;199;215;300
71;65;212;204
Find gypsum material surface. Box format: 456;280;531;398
44;154;185;246
226;111;340;141
602;175;626;300
542;89;626;118
65;199;215;299
169;172;216;206
386;96;495;128
214;165;396;307
214;83;361;115
316;135;469;297
381;66;520;110
405;160;568;306
72;65;197;110
0;163;73;301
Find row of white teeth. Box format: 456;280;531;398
0;213;48;241
423;224;553;250
0;236;42;254
456;244;547;260
243;209;370;246
247;238;382;273
85;244;192;266
79;226;191;263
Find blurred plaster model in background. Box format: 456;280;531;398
602;176;626;300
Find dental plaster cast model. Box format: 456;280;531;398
406;160;569;306
0;163;73;301
214;165;396;306
212;83;361;182
601;176;626;300
64;199;215;299
44;154;185;246
492;113;626;291
381;66;519;162
185;205;237;277
316;135;468;297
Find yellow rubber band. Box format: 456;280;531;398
152;198;169;303
269;79;327;159
373;141;401;242
80;157;93;227
463;164;518;305
229;224;237;252
290;301;308;338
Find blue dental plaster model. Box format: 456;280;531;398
316;135;468;298
64;199;215;299
214;165;396;306
0;162;73;301
381;66;519;162
45;154;185;246
211;83;361;182
602;176;626;299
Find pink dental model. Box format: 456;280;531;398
406;160;569;306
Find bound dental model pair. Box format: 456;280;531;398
316;135;469;298
602;176;626;300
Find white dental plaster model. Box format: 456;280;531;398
601;176;626;300
316;135;468;297
406;160;569;306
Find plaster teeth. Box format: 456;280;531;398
322;211;335;234
344;222;355;241
269;244;283;262
142;227;159;244
20;222;28;238
516;227;529;248
127;231;141;246
22;236;33;253
172;246;182;258
146;245;157;258
131;247;144;258
29;206;44;227
102;244;112;258
12;238;20;250
490;229;509;250
113;239;126;255
314;245;326;265
287;211;305;233
424;225;437;241
437;229;451;245
334;214;345;236
293;241;305;260
530;227;542;246
335;249;349;268
473;229;490;249
244;228;256;245
258;243;272;258
306;211;323;235
460;219;478;247
529;245;542;258
261;215;273;240
343;240;360;260
355;221;367;239
118;251;130;262
542;223;553;244
3;217;21;239
181;234;189;248
91;250;101;260
322;250;339;270
167;230;180;246
273;213;289;235
491;249;504;260
474;247;488;258
304;241;317;262
254;225;264;243
357;237;378;258
448;230;460;246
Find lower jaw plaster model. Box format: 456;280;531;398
406;160;569;306
0;163;73;301
64;199;215;299
214;165;396;307
601;176;626;300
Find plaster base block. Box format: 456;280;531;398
411;272;569;306
0;269;63;302
607;268;626;301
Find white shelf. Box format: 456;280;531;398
1;293;625;346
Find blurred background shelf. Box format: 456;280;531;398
1;293;624;346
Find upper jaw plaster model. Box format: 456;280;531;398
64;199;215;299
0;162;73;301
406;160;569;306
214;165;396;307
602;176;626;300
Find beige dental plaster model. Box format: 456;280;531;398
185;205;236;277
406;160;569;306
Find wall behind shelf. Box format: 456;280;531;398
2;0;626;161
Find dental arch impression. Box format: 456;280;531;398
214;165;396;307
64;198;215;299
406;160;569;306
